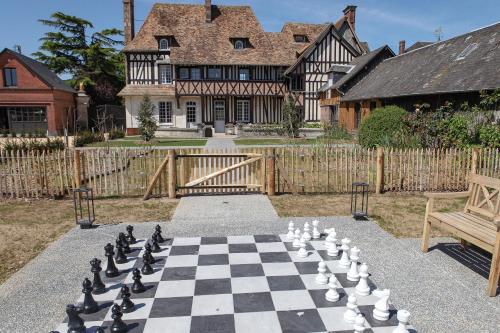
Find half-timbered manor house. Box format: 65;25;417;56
119;0;368;135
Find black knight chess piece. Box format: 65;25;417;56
104;243;120;278
151;233;161;253
115;238;128;264
144;243;155;264
131;268;146;293
66;304;86;333
110;303;128;333
126;225;136;244
154;224;165;243
82;278;99;314
90;258;106;294
120;285;135;313
119;232;131;254
141;252;154;275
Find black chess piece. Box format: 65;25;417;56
104;243;120;278
131;268;146;293
120;285;135;313
154;224;165;243
115;238;128;264
151;234;161;253
144;243;155;264
126;225;136;244
110;303;128;333
141;252;154;275
82;278;99;314
90;258;106;294
119;232;131;253
66;304;86;333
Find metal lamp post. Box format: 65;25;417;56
351;182;369;220
72;187;95;229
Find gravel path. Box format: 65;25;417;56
204;137;236;149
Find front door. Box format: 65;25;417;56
214;100;225;133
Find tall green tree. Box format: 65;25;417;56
137;95;158;142
282;95;303;138
33;12;124;105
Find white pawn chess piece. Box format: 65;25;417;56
353;314;366;333
315;260;328;285
355;263;371;296
339;238;351;268
286;221;295;241
343;294;359;323
303;222;311;241
325;275;340;302
297;236;308;258
292;228;301;248
392;310;411;333
312;220;321;239
373;290;391;321
347;246;361;282
326;230;339;256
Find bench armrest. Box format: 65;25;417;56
423;191;470;199
494;216;500;228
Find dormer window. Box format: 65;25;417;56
235;40;244;50
159;38;170;51
231;38;251;50
294;35;309;43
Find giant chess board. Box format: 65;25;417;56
54;227;415;333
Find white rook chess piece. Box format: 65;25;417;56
303;222;311;241
286;221;295;241
339;238;351;268
297;236;308;258
355;263;371;296
326;230;339;257
315;260;328;285
373;290;391;321
347;246;360;282
325;275;340;302
343;294;358;323
392;310;410;333
292;229;301;248
353;314;366;333
312;220;321;239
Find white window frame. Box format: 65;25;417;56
159;65;172;84
234;40;245;50
208;68;222;79
239;68;250;81
159;38;170;51
191;68;201;80
186;101;197;124
236;100;250;123
159;101;172;124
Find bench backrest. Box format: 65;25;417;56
465;174;500;220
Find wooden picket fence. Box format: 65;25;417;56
0;146;499;199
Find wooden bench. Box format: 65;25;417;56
421;174;500;296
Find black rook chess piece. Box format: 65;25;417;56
144;243;155;264
104;243;120;278
82;278;99;314
90;258;106;294
110;303;128;333
66;304;86;333
119;232;131;253
131;268;146;293
115;238;128;264
126;225;136;244
141;252;154;275
151;234;161;253
154;224;165;243
120;285;135;313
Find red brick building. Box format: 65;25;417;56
0;48;77;135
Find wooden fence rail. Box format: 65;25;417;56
0;147;499;199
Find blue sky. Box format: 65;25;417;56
1;0;499;57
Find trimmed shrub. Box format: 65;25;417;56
479;124;500;148
74;130;104;147
1;138;65;152
109;128;126;140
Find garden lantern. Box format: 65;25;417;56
72;187;95;229
351;182;369;220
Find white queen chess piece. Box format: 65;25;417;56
292;228;301;248
347;246;361;282
315;260;328;285
303;222;312;241
297;236;308;258
392;310;411;333
325;275;340;302
353;314;367;333
326;230;339;256
373;290;391;321
339;238;351;268
312;220;321;239
286;221;295;241
355;263;371;296
343;294;359;323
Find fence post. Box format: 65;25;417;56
376;147;384;194
168;149;177;199
471;147;479;175
74;149;81;189
267;148;276;196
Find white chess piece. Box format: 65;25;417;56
325;275;340;302
347;246;360;282
392;310;410;333
339;238;351;268
286;221;295;241
303;222;311;241
292;228;301;248
324;227;334;235
312;220;321;239
326;230;338;256
343;294;358;323
315;260;328;285
297;236;308;258
373;288;390;298
373;291;391;321
355;263;371;296
353;314;366;333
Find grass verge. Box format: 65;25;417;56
234;138;318;145
87;137;207;147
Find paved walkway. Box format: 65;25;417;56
204;136;236;150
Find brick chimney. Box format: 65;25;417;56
205;0;212;23
123;0;135;45
399;40;406;55
343;5;357;31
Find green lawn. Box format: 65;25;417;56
87;137;207;147
234;138;318;145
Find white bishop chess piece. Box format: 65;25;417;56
392;310;411;333
325;275;340;302
286;221;295;241
343;294;359;324
292;228;301;248
297;236;308;258
303;222;312;241
353;314;366;333
339;238;351;268
315;260;328;285
347;246;361;282
373;290;391;321
326;230;339;256
355;263;371;296
312;220;321;239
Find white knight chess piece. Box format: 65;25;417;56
312;220;321;239
373;291;391;321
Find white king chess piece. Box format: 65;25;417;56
392;310;411;333
315;260;328;285
312;220;321;239
286;221;295;241
325;275;340;302
343;294;359;323
297;236;308;258
292;228;301;248
373;290;391;321
303;222;312;241
355;263;371;296
326;230;339;257
353;314;366;333
339;238;351;268
347;246;361;282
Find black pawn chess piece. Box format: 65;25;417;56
126;225;136;244
104;243;120;278
131;268;146;293
66;304;86;333
82;278;99;314
115;239;128;264
90;258;106;295
151;234;161;253
141;252;154;275
144;243;155;264
120;285;135;313
119;232;131;254
154;224;165;243
110;303;128;333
